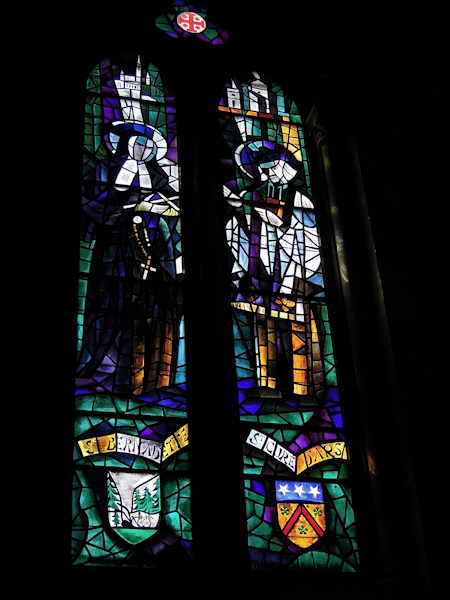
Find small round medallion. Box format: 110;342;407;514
176;11;207;34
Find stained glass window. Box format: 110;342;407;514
73;56;192;566
72;10;359;573
218;73;359;571
64;4;435;592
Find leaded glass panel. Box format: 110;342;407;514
73;56;192;566
219;73;359;571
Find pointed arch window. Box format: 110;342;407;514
218;73;358;570
74;56;192;564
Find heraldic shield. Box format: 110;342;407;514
107;471;161;545
276;480;326;549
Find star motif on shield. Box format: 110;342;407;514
294;484;304;496
278;483;290;496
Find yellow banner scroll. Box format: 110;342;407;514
162;423;189;462
246;429;348;475
77;424;189;464
78;434;116;457
296;441;348;475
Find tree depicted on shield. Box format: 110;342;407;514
276;480;326;549
107;471;161;545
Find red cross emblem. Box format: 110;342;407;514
176;11;207;34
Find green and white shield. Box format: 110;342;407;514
107;470;161;545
